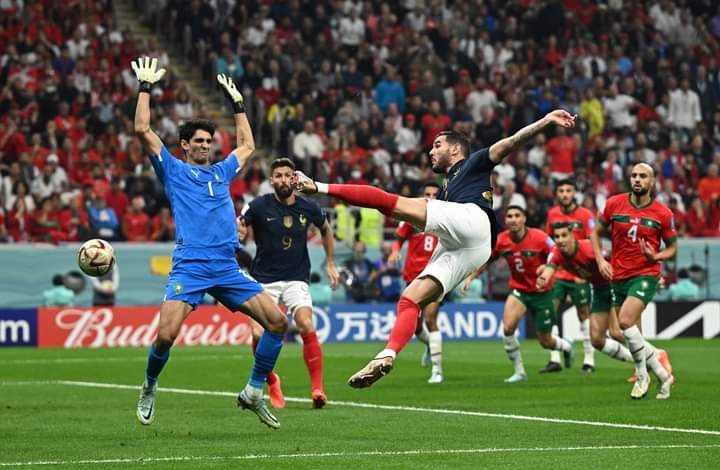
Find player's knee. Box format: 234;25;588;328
618;318;634;330
538;335;554;349
265;312;288;335
155;334;175;351
591;334;605;350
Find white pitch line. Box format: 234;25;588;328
1;355;241;365
5;380;720;437
1;444;719;467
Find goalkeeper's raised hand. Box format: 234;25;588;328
131;57;167;93
217;73;245;113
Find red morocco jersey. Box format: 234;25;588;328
599;193;677;280
545;205;595;281
395;221;439;283
547;240;609;288
492;228;555;292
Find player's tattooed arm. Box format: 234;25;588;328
489;109;576;163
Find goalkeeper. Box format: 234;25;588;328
131;56;287;430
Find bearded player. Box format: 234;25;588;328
590;162;676;399
295;110;577;388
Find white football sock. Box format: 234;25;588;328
549;325;562;363
623;325;647;378
644;341;670;381
503;333;525;374
600;338;633;362
416;323;430;345
375;348;397;360
429;331;443;373
552;336;572;352
581;318;594;366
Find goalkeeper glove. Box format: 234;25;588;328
130;57;167;93
217;73;245;113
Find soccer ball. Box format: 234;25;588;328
78;239;116;277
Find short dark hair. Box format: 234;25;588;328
271;157;295;172
506;205;526;216
436;130;470;157
52;274;64;286
554;179;576;193
552;222;572;233
178;119;216;143
677;268;689;279
422;181;440;190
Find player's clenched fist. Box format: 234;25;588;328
131;57;167;84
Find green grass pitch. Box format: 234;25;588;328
2;339;719;468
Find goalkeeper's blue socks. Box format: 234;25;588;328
248;331;284;389
145;344;170;387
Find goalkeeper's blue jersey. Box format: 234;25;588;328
150;145;241;262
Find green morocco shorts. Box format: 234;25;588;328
509;288;557;333
611;276;659;307
553;279;591;308
590;285;612;313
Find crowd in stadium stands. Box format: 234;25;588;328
2;0;720;246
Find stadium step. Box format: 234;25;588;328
113;0;234;132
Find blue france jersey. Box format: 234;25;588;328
436;147;496;209
243;194;326;283
150;145;241;261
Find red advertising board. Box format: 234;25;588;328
37;305;252;348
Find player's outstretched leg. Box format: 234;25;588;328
294;171;399;217
348;294;423;388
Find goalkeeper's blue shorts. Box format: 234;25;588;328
163;259;262;310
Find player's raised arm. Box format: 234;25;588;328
217;74;255;169
132;57;166;156
489;109;576;164
319;220;339;289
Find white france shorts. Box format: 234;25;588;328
261;280;313;315
417;199;493;299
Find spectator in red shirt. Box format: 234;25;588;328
545;126;578;181
420;100;452;147
105;179;129;221
151;207;176;242
0;208;8;242
122;195;150;242
685;196;718;237
698;163;720;205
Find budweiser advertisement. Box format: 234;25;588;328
37;305;252;348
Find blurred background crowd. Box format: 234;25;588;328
1;0;720;250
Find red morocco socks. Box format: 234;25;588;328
326;184;399;217
301;331;324;391
384;296;421;355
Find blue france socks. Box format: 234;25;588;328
145;344;170;387
249;331;284;389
